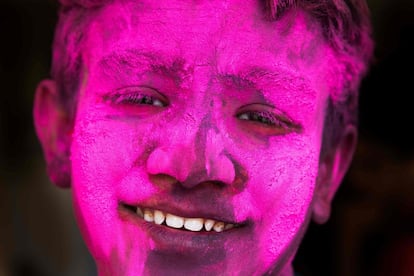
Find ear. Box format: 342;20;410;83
312;125;357;224
33;79;73;188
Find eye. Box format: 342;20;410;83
237;110;282;127
107;86;169;107
236;104;301;135
116;93;165;107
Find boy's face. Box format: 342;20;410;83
35;0;355;275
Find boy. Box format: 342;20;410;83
34;0;373;274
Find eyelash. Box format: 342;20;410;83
236;109;294;129
116;93;166;106
108;87;168;107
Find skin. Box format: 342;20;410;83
34;0;357;275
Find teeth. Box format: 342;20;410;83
224;223;234;230
154;210;165;225
143;209;154;222
165;214;184;229
184;218;204;231
136;207;144;218
204;219;215;231
213;222;225;232
137;207;236;232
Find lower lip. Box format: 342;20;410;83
118;205;252;255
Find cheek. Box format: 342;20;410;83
230;134;321;267
70;114;159;264
71;110;160;197
233;147;319;220
71;119;139;194
232;131;321;210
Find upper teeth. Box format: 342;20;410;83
137;207;235;232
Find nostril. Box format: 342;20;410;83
149;173;178;189
207;180;227;187
181;172;227;189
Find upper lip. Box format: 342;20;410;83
121;196;246;225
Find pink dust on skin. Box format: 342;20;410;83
67;0;342;275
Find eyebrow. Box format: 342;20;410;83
219;66;316;98
98;49;190;82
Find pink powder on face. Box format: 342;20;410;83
67;0;344;275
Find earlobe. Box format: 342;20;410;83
313;162;331;224
33;79;72;188
313;125;357;224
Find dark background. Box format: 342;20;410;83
1;0;413;275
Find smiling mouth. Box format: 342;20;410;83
122;204;241;233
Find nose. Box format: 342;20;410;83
146;115;235;188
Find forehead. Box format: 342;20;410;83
84;0;328;66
